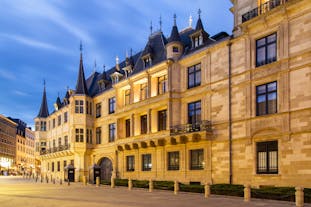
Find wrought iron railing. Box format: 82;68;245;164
40;144;70;155
170;120;212;136
242;0;288;23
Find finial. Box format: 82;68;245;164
80;41;83;52
173;14;176;26
198;8;201;18
189;14;193;27
150;21;153;35
43;79;46;88
103;64;106;72
159;15;162;31
116;56;119;65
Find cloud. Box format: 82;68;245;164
0;33;71;54
12;90;29;97
0;68;16;80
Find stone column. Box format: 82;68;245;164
244;184;251;202
128;178;133;190
295;187;304;207
174;180;179;195
149;179;153;192
204;183;210;198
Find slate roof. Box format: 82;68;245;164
47;16;230;110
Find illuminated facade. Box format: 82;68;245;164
35;0;311;187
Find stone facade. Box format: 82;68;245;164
35;0;311;188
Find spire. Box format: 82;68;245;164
159;15;162;31
75;42;89;95
150;21;153;35
168;14;181;43
195;8;204;31
37;80;49;118
189;14;193;28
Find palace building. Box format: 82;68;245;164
35;0;311;187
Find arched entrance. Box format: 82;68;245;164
98;157;113;181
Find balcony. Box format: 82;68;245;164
40;144;70;155
170;120;212;136
242;0;289;23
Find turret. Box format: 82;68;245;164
166;14;183;61
75;43;89;95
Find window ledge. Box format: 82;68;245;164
253;173;280;177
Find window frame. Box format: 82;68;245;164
140;115;148;134
96;127;101;144
142;154;152;171
187;63;201;89
188;101;201;126
125;119;131;138
256;81;277;116
126;155;135;172
108;97;116;114
158;110;167;131
256;33;277;67
190;149;204;170
124;89;131;105
96;103;101;118
168;151;180;171
256;141;278;174
108;123;116;142
158;75;167;95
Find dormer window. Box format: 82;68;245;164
193;35;203;48
172;46;179;53
112;76;119;84
143;57;152;68
98;81;105;91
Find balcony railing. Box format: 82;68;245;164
242;0;288;23
40;144;70;155
170;120;212;136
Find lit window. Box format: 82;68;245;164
142;154;151;171
126;155;135;171
168;151;179;170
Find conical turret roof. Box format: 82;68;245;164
37;83;49;118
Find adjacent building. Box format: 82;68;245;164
0;115;17;175
35;0;311;187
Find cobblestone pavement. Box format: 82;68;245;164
0;176;310;207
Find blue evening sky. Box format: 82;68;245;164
0;0;233;128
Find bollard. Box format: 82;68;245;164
149;179;153;193
295;187;304;207
60;179;62;185
204;183;211;198
96;177;100;187
111;176;115;188
244;184;251;202
174;180;179;195
128;178;133;191
67;180;70;186
82;176;87;186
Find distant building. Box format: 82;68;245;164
9;118;35;175
35;0;311;188
0;114;17;175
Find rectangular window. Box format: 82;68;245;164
96;103;101;118
125;119;131;137
75;128;84;142
57;161;60;171
96;127;101;144
188;63;201;89
63;160;67;167
52;162;55;172
142;154;151;171
89;102;92;115
256;81;277;116
58;115;61;126
109;97;116;114
158;75;167;95
190;149;204;170
140;83;148;101
86;129;92;144
64;112;68;123
257;141;278;174
158;110;167;131
53;119;55;128
125;89;131;105
75;100;84;114
64;136;68;146
168;151;179;170
70;160;74;166
58;137;61;146
140;115;148;134
188;101;201;130
126;155;135;171
109;123;115;142
172;46;179;52
256;33;277;67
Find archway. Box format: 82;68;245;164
98;157;113;181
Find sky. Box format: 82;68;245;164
0;0;233;129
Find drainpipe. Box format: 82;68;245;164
228;38;233;185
